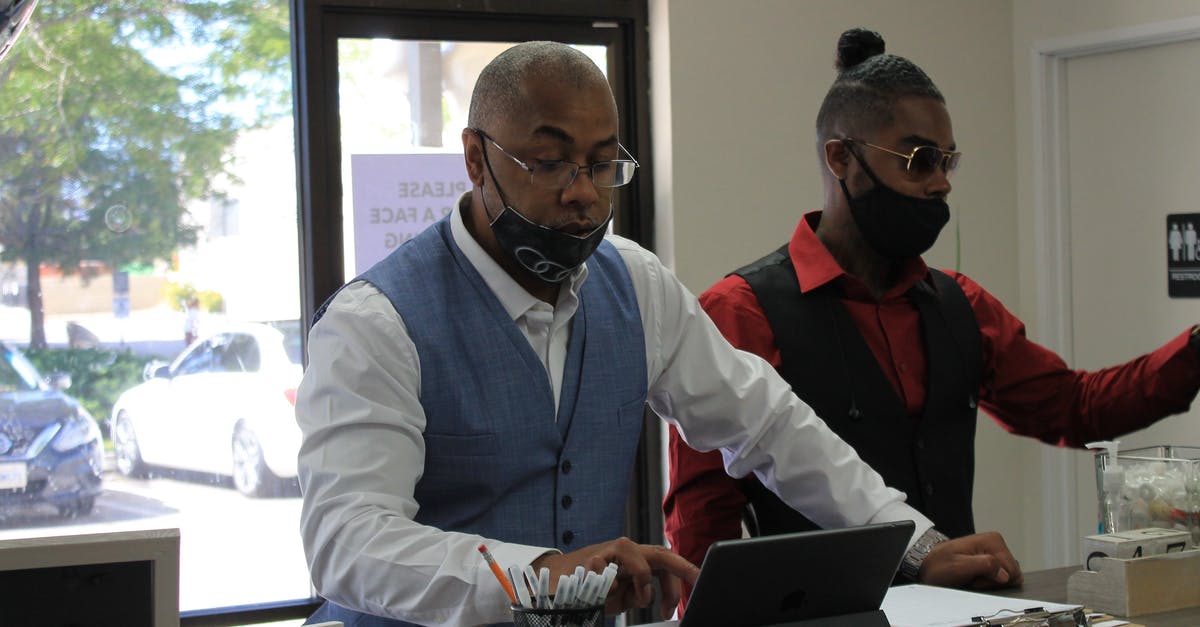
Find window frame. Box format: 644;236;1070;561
291;0;657;325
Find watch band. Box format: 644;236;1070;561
899;527;949;580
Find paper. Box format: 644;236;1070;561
882;584;1082;626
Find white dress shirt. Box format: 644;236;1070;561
296;203;933;626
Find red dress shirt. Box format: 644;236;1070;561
664;211;1200;612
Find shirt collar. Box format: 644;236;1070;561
449;192;587;321
788;210;929;300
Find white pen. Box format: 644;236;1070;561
522;564;540;608
537;566;551;609
560;576;577;609
508;564;533;608
597;559;624;602
595;563;618;606
577;571;601;607
552;574;570;609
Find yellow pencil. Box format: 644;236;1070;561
477;543;518;605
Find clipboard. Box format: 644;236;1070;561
963;605;1089;626
881;584;1089;627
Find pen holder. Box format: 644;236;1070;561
510;604;604;627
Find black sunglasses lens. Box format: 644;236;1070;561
910;146;942;175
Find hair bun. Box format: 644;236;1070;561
835;28;886;71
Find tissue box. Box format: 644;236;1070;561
1083;527;1191;566
1068;550;1200;617
1092;445;1200;544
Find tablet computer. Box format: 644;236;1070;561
679;520;915;627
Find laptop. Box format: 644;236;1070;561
679;520;915;627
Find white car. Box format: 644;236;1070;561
111;321;303;496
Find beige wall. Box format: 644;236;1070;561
657;0;1200;572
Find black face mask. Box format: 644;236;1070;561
486;197;612;284
480;148;611;284
839;150;950;260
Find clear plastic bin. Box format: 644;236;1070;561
1092;445;1200;545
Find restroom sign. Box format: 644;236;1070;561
1167;213;1200;297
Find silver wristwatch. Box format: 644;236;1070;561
900;527;949;580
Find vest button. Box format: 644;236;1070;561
561;495;573;509
925;483;935;496
561;460;572;474
916;438;925;450
562;530;575;545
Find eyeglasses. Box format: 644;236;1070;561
842;137;961;180
475;129;639;189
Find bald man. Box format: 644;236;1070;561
296;41;1020;627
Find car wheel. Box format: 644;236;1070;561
232;426;280;497
57;496;95;518
113;412;148;478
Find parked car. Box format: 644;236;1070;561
110;321;303;497
0;341;104;517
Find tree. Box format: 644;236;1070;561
0;0;290;347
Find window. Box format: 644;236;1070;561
0;0;654;624
0;0;310;620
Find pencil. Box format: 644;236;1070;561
477;543;519;605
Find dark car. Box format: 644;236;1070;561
0;341;103;517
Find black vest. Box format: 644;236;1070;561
734;245;983;539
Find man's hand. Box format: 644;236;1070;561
531;537;699;619
919;531;1023;589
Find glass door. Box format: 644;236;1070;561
337;39;609;277
293;3;653;318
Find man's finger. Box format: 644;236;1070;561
645;546;700;585
658;572;683;619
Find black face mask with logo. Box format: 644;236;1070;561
486;197;612;284
839;151;950;260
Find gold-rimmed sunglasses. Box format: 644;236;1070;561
842;137;961;180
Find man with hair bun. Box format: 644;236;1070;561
665;26;1200;614
298;39;1025;626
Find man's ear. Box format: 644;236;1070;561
823;139;851;181
462;129;487;186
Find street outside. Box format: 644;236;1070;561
0;460;312;612
0;302;215;362
0;305;314;616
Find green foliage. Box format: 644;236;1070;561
0;0;291;342
197;289;225;313
23;347;155;430
163;281;224;312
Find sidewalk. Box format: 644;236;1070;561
0;305;211;360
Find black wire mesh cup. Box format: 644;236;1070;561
510;604;604;627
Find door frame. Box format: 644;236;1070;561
290;0;655;324
1030;14;1200;566
288;2;665;620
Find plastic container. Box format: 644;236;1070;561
1091;444;1200;545
510;604;604;627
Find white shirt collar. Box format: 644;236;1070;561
449;193;587;321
